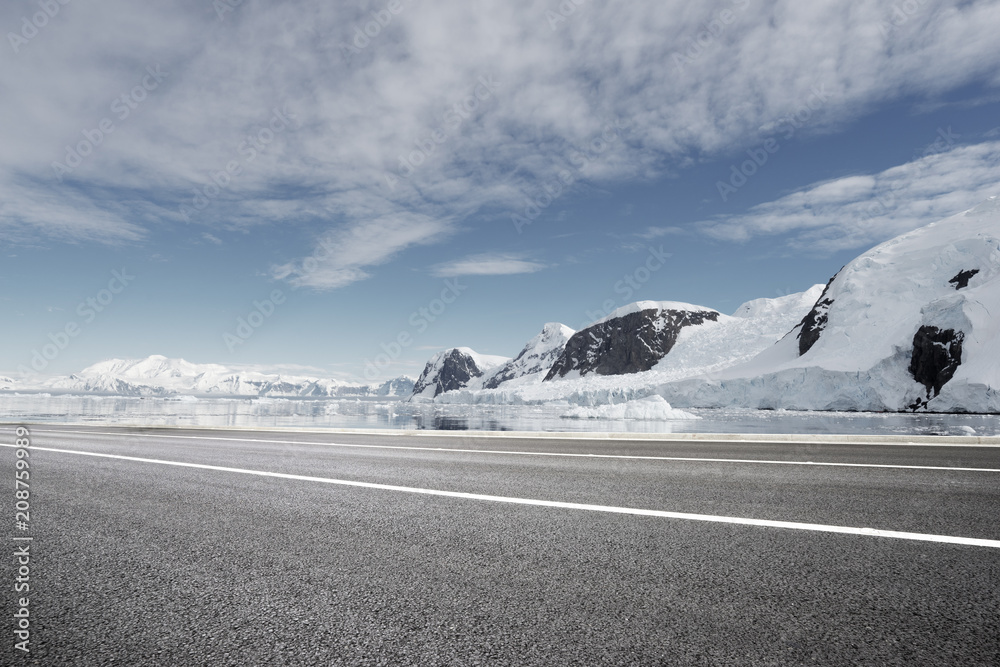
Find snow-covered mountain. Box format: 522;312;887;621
483;323;575;389
545;302;721;380
433;286;824;405
660;197;1000;412
41;355;414;398
428;197;1000;412
410;348;509;399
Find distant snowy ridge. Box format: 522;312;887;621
40;355;414;398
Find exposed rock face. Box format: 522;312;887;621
412;348;488;398
909;326;965;399
796;272;838;356
949;269;980;290
484;323;574;389
544;308;719;380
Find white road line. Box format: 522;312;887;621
33;429;1000;473
6;443;1000;549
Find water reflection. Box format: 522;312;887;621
0;393;997;436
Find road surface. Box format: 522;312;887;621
2;424;999;665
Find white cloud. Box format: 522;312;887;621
698;141;1000;252
430;253;547;278
271;214;452;289
637;226;687;240
2;0;1000;278
0;178;146;245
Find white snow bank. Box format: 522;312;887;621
561;395;700;420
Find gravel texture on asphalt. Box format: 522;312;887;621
2;425;998;666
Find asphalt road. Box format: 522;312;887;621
2;424;999;666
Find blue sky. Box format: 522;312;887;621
3;0;1000;382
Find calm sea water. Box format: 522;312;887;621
1;393;998;436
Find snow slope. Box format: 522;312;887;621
660;197;1000;412
651;286;824;378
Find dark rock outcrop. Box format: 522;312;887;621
544;308;719;380
948;269;980;290
796;272;839;356
412;349;487;398
909;326;965;398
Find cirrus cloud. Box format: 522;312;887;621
430;253;548;278
698;140;1000;252
2;0;1000;285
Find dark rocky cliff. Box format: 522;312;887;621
796;272;839;356
411;349;487;398
545;308;719;380
909;326;965;399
